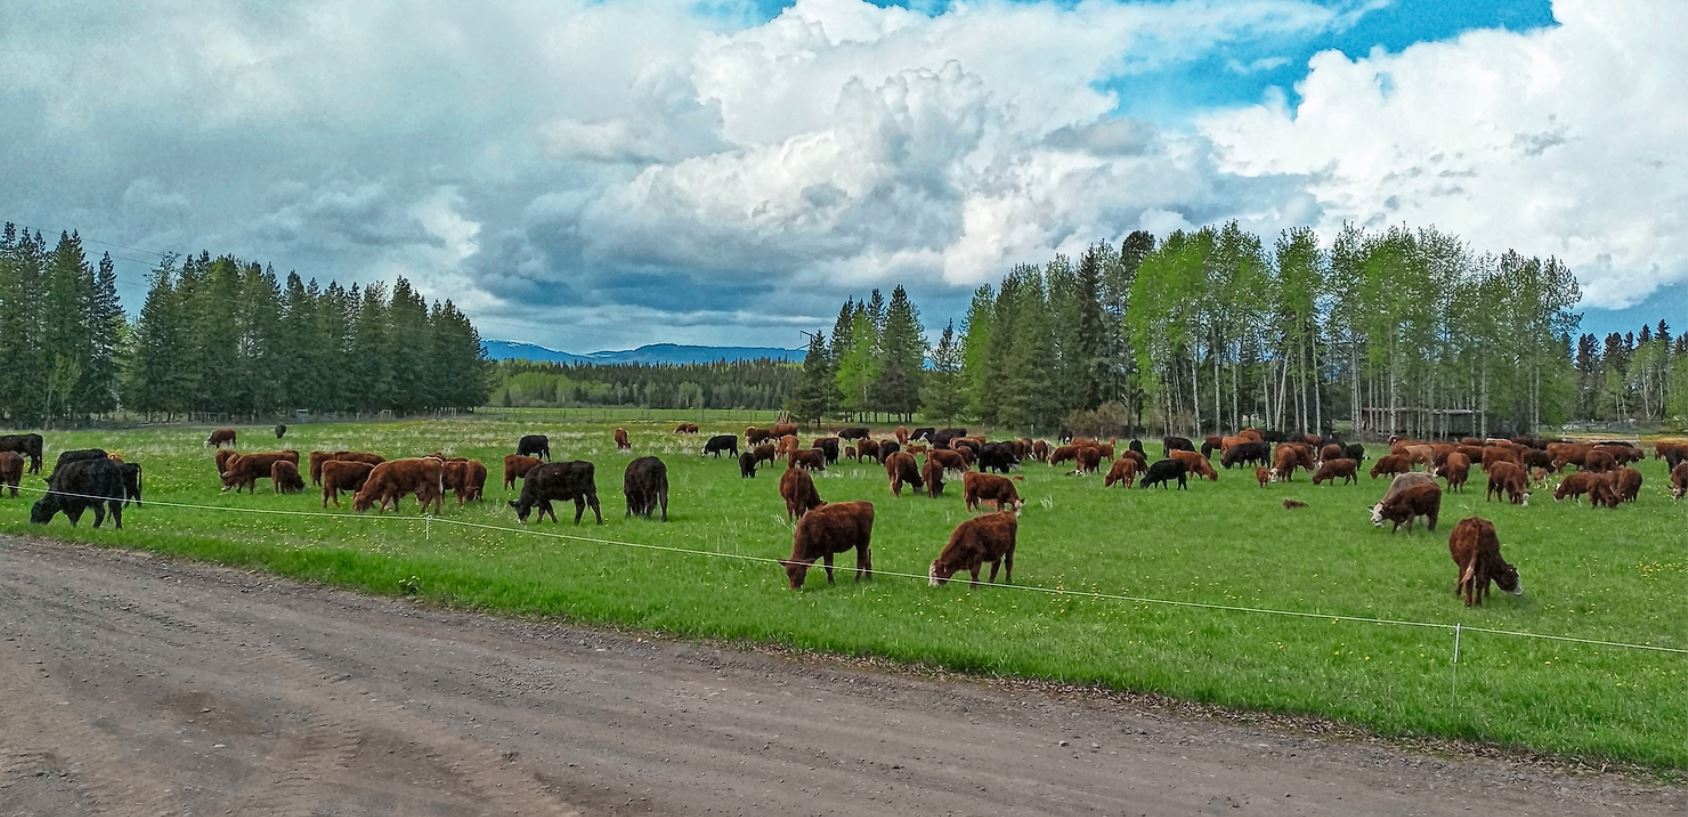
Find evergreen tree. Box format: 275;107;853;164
959;284;995;422
833;309;880;419
919;320;965;422
874;285;926;419
788;331;832;424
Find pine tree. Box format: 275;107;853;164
874;285;926;420
41;232;96;422
833;309;880;420
959;284;995;422
919;320;965;422
788;331;832;424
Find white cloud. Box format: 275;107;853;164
1200;0;1688;309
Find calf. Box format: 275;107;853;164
1031;440;1050;462
921;456;946;498
461;460;488;502
507;461;602;524
780;467;825;520
1370;481;1442;533
321;460;375;507
674;422;699;434
0;433;44;474
1048;445;1079;466
623;456;669;521
929;511;1017;588
1311;458;1358;486
1433;452;1470;492
738;451;759;478
31;457;126;529
1221;441;1270;470
275;423;287;440
703;434;739;458
0;450;21;497
221;451;301;494
1256;466;1270;488
746;426;774;446
884;451;923;497
963;472;1023;512
789;448;827;472
751;443;779;468
855;439;881;462
976;442;1019;474
1448;517;1522;607
781;501;874;589
271;460;306;494
1269;444;1314;481
356;458;445;514
1139;459;1188;490
503;454;542;489
1485;461;1529;505
1162;436;1194;459
1073;445;1103;476
1553;471;1597;503
613;427;631;451
517;434;551;461
1282;499;1308;509
1104;458;1137;487
1612;467;1642;503
207;427;237;448
1169;449;1217;481
813;437;840;464
1369;454;1412;479
1669;461;1688;500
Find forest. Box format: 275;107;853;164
787;222;1686;436
0;224;490;425
489;358;797;411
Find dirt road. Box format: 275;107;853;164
0;537;1678;817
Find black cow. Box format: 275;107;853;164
738;451;759;478
1221;441;1270;470
703;434;739;458
877;440;901;463
911;427;936;443
48;449;108;481
509;461;602;525
623;456;668;522
1162;436;1195;459
0;433;44;474
516;434;551;461
1343;443;1366;465
837;427;870;440
977;442;1019;474
274;423;288;440
932;428;969;449
1057;426;1075;443
1128;438;1145;455
118;462;143;507
814;437;840;464
31;457;126;529
1139;458;1189;490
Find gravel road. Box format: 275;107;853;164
0;536;1679;816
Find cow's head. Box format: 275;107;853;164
219;471;236;492
508;499;531;523
928;560;955;587
1368;502;1385;527
28;494;59;524
1518;491;1530;507
780;559;809;589
1493;562;1522;596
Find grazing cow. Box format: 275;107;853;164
1139;459;1188;490
962;472;1023;512
1269;444;1314;482
976;442;1019;474
813;437;840;464
274;423;287;440
0;433;44;474
1434;452;1471;493
739;451;759;478
885;451;924;497
836;426;870;441
746;427;774;446
929;511;1017;588
207;427;237;448
932;428;968;449
1553;471;1597;503
1104;458;1137;488
1588;473;1622;509
1031;440;1050;462
1343;443;1366;465
31;457;126;529
877;440;902;463
115;462;143;508
674;422;699;434
855;439;881;462
779;434;802;457
308;451;334;485
928;448;968;473
321;460;374;507
1401;445;1437;469
1485;462;1530;505
1581;448;1617;474
214;448;241;481
271;461;306;494
895;426;911;445
789;449;827;472
1200;435;1225;459
461;460;488;502
1282;499;1308;510
503;454;542;489
751;443;779;468
308;451;384;485
507;461;602;524
703;434;739;458
438;460;479;504
1256;467;1270;488
1369;454;1412;479
769;422;799;439
623;456;669;521
1319;443;1345;464
1221;441;1271;470
1379;472;1436;506
911;427;936;443
1048;445;1079;466
517;434;551;461
781;501;874;589
780;467;825;520
1370;482;1442;533
1311;458;1358;486
0;451;21;497
1169;449;1218;481
1669;461;1688;500
1448;517;1522;607
47;449;108;483
356;458;445;514
613;427;631;451
220;451;302;494
1073;445;1103;476
922;456;947;498
1612;467;1642;503
1162;436;1194;459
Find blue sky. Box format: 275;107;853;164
2;0;1679;351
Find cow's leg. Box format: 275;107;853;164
91;503;106;528
659;491;667;522
573;497;585;525
823;552;835;584
988;558;1001;584
856;543;871;582
969;565;981;588
589;494;603;525
109;501;122;530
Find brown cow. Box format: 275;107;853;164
309;450;386;486
320;460;374;507
1670;461;1688;500
929;511;1017;588
1238;429;1263;442
1318;443;1344;464
1369;454;1412;479
1311;458;1357;486
1611;467;1642;503
674;422;699;434
1547;442;1590;471
206;427;237;448
779;467;824;521
856;439;881;462
922;456;946;498
1031;440;1050;462
1270;444;1314;481
1402;445;1436;469
1072;445;1103;475
895;426;911;445
442;460;487;505
789;448;826;472
1104;458;1137;487
1552;471;1598;503
0;450;22;497
613;427;631;450
1433;452;1470;493
770;422;799;439
1169;449;1217;481
1485;461;1529;505
270;461;305;494
885;451;923;497
1587;473;1621;509
1654;441;1688;462
751;443;780;468
215;448;241;479
746;426;774;446
503;454;542;489
1581;448;1616;474
1480;445;1520;472
963;471;1023;512
220;451;301;494
781;500;873;589
1448;517;1521;607
1048;445;1078;466
1371;481;1442;533
354;458;444;514
1256;466;1270;488
778;434;801;456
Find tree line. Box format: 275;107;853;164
490;359;797;411
789;222;1684;436
0;223;491;426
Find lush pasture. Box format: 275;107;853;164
1;412;1684;771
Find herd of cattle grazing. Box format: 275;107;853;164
3;422;1685;608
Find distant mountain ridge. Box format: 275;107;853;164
483;340;804;365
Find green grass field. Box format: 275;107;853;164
2;410;1684;771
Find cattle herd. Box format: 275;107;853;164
3;423;1685;609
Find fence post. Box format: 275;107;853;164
1451;622;1463;697
425;514;432;543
